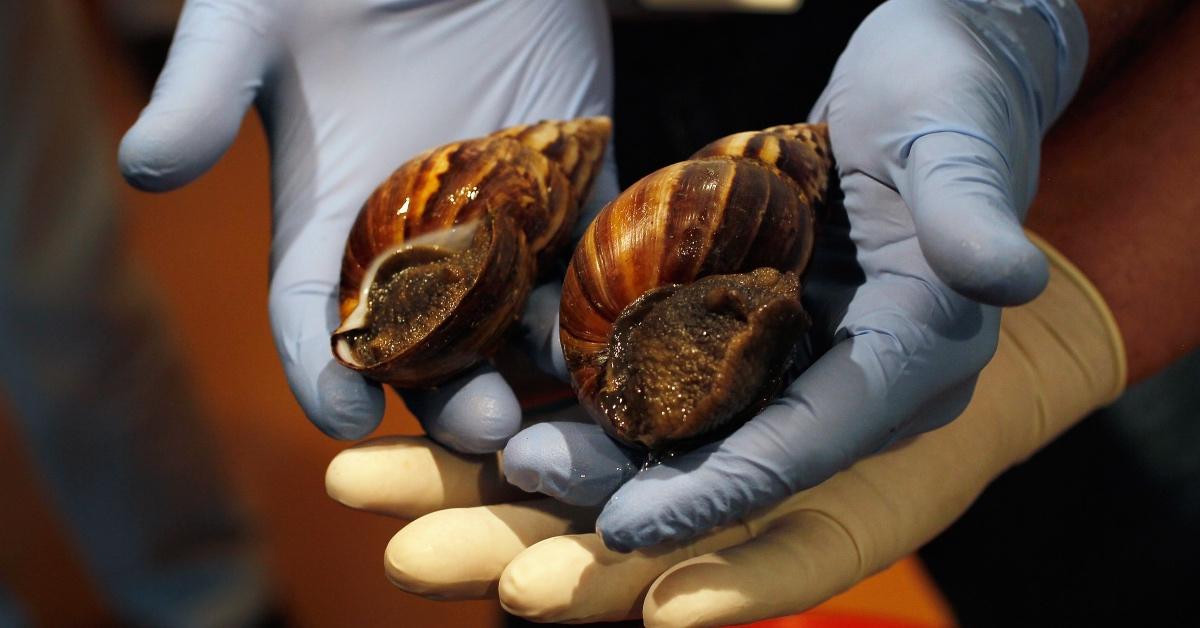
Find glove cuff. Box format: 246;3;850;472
1023;0;1090;122
957;0;1090;130
1024;228;1126;403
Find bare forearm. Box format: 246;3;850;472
1074;0;1190;94
1027;3;1200;385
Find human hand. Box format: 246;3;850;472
326;238;1124;625
118;0;618;446
501;0;1090;550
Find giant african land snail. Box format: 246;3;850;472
332;119;834;452
331;118;611;387
561;123;833;450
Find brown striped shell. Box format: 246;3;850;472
560;123;833;450
333;117;611;388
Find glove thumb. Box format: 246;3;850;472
119;0;276;192
903;131;1047;306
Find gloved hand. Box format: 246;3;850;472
119;0;618;447
501;0;1090;550
326;234;1125;625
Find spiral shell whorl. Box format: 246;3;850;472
495;116;611;209
690;122;833;214
339;118;613;320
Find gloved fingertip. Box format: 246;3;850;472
502;422;635;507
324;448;367;508
314;410;382;441
923;224;1049;306
408;367;522;454
521;284;570;381
312;362;386;440
117;102;246;193
426;401;522;455
118;122;184;192
501;426;558;495
905;131;1049;305
594;519;639;554
595;499;670;554
118;0;270;193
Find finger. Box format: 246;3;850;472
324;436;525;520
502;422;639;506
596;286;996;551
519;283;570;382
902;131;1048;306
403;363;523;454
118;0;276;191
384;499;594;600
643;512;859;628
269;281;385;439
499;525;752;624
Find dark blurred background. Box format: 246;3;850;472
2;1;1197;626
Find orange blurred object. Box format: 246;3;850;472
742;556;956;628
749;612;937;628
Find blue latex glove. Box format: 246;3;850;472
119;0;618;448
503;0;1089;551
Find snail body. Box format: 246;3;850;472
333;117;611;388
561;123;833;450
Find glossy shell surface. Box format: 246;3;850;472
334;117;611;388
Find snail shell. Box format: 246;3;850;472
560;123;833;450
333;117;611;388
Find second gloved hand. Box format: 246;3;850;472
119;0;617;447
326;235;1124;625
502;0;1089;550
